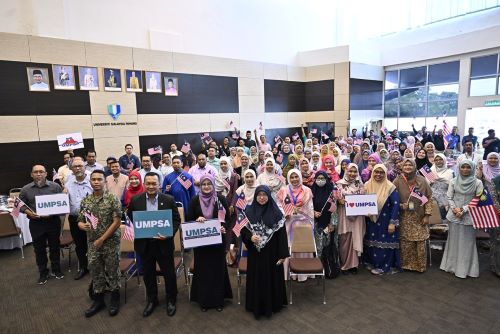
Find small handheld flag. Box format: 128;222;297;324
10;197;27;219
282;195;294;217
468;189;500;229
409;188;428;205
259;121;263;130
52;168;61;182
235;192;246;210
292;132;300;141
84;211;99;229
181;141;191;154
217;200;226;222
419;165;437;183
122;215;135;241
233;212;249;237
310;128;317;134
221;177;231;192
147;145;162;155
177;173;192;190
443;120;452;148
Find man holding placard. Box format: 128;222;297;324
78;170;122;318
127;172;181;318
19;165;64;285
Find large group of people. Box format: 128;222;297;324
14;123;500;320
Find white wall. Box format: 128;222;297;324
0;0;337;65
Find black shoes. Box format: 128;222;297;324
51;271;65;279
167;301;176;317
109;290;120;316
143;300;159;317
38;272;49;285
85;293;106;318
74;269;89;280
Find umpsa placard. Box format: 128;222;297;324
132;210;173;239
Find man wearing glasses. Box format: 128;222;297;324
64;157;93;280
19;164;64;285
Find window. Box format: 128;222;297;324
470;54;500;97
384;61;460;131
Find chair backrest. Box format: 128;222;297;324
429;199;442;225
119;225;135;253
177;206;185;224
0;213;19;238
9;188;21;199
63;215;71;231
174;228;182;252
291;223;317;253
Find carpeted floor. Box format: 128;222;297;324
0;245;499;334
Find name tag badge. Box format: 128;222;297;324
408;201;415;211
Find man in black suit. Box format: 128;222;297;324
127;172;181;317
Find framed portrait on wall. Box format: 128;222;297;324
26;67;50;92
103;67;122;91
164;76;179;96
52;65;76;90
145;71;161;93
78;66;99;91
125;70;143;92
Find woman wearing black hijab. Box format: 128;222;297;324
415;148;432;172
241;185;289;319
399;142;408;156
312;171;338;257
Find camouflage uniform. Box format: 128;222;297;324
79;192;122;293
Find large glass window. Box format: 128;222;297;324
384;61;460;131
470;54;500;97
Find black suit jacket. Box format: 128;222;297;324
127;192;181;256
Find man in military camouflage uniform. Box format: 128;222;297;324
78;170;122;318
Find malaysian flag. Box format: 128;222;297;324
221;177;231;192
200;132;212;145
292;132;300;141
233;212;249;237
276;172;286;184
310;128;317;134
409;188;428;205
381;127;388;135
10;197;27;219
321;131;329;140
419;165;437;183
282;195;294;216
276;153;283;164
52;168;61;182
181;141;191;154
468;189;500;229
327;190;338;213
177;173;192;190
217;200;226;222
443;120;452;148
231;131;240;140
84;211;99;229
147;145;162;155
259;121;263;130
235;192;246;210
122;215;135;241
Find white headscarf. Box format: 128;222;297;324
215;156;233;194
431;153;453;182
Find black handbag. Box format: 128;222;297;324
321;232;341;279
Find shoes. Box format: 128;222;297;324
216;307;223;312
143;300;159;317
85;293;106;318
51;271;65;279
109;289;120;317
365;263;374;271
348;268;358;275
166;301;176;317
370;268;384;275
38;272;49;285
74;269;89;280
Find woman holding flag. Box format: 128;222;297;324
393;159;432;273
312;171;338;258
215;157;239;252
440;160;483;278
430;153;454;218
241;185;289;319
257;158;285;201
363;164;401;275
187;174;233;311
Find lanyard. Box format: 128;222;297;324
288;185;302;205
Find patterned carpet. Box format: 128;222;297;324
0;245;499;334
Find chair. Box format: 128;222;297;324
236;243;248;305
119;225;139;303
8;188;21;200
0;213;24;258
427;199;448;266
288;223;326;305
59;216;74;272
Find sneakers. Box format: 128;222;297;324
51;271;65;279
38;272;49;285
370;268;385;275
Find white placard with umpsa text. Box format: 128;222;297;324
182;219;222;249
35;193;70;216
345;194;378;216
57;132;84;151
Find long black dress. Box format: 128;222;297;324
241;224;289;318
187;194;233;309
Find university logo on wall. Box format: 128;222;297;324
104;68;122;91
26;67;51;92
107;104;121;120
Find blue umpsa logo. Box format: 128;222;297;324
107;104;121;120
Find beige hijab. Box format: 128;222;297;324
364;164;395;215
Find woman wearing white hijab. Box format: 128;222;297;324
430;153;454;218
234;169;259;208
259;152;283;176
440;159;483;278
257;158;285;201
